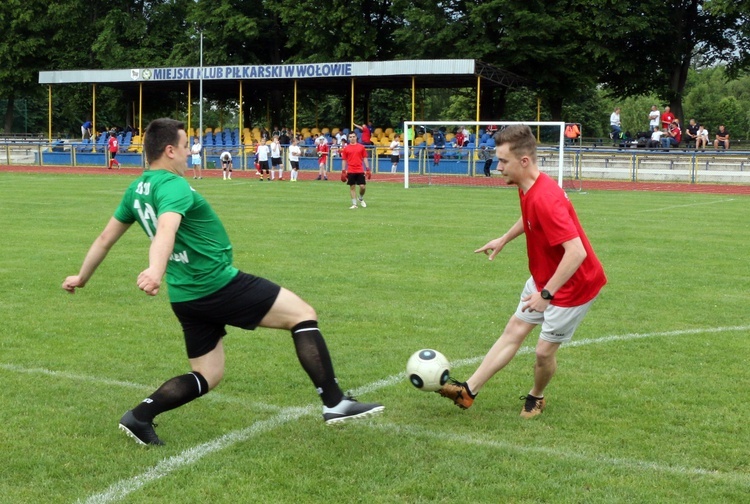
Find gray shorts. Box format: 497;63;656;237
514;276;596;343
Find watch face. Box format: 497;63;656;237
541;289;552;300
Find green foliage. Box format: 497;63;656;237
1;172;749;503
3;1;750;137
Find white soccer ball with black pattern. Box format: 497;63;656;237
406;349;451;392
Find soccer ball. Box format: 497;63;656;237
406;349;451;392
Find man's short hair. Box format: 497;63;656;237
144;118;184;165
493;124;537;162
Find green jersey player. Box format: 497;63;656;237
62;118;383;446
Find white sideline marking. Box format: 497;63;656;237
70;324;749;502
0;363;282;412
78;406;316;504
368;422;750;488
635;198;735;213
353;325;750;395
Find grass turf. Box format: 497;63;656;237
0;172;748;503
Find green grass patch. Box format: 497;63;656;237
0;173;748;503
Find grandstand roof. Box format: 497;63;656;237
38;59;532;97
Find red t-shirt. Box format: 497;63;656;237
661;111;675;129
361;126;371;144
108;136;119;153
519;172;607;307
316;143;329;163
341;143;368;173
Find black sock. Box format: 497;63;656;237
291;320;344;407
132;371;209;422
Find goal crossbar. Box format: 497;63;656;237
403;120;566;188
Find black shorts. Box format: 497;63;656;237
171;272;281;358
271;156;282;167
390;155;399;164
290;160;299;170
347;172;366;186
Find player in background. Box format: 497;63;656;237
389;134;400;173
191;136;202;179
256;140;271;181
270;135;283;180
220;150;232;180
315;136;329;180
108;132;120;169
62;118;384;446
288;137;301;182
438;124;607;418
341;132;370;209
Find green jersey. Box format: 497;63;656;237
113;170;238;302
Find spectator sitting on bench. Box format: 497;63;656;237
684;119;699;148
714;125;730;150
609;107;622;141
662;118;681;148
696;125;709;150
648;126;664;148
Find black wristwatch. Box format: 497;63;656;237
540;289;554;300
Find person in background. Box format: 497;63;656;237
389;134;401;173
714;125;730;150
479;145;494;177
315;135;329;180
684;119;699;148
270;135;283;181
609;107;622;141
191;136;202;179
220;150;232;180
82;119;92;140
256;140;270;181
661;106;675;130
288;137;301;182
108;131;120;169
648;105;660;132
341;132;370;209
695;124;709;150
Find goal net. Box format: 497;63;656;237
402;121;582;191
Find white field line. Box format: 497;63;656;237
634;198;736;213
17;323;741;503
353;325;750;396
367;422;750;488
0;363;282;412
78;406;317;504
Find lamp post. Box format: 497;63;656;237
199;30;204;160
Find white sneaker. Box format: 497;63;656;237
322;397;384;425
359;200;367;208
349;204;358;210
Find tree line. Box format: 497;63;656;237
1;0;749;139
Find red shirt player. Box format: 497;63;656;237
437;124;606;419
341;132;371;209
108;133;120;169
316;137;329;180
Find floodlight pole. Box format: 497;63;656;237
199;31;204;161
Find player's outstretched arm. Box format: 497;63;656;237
137;211;182;296
62;217;132;293
475;217;524;261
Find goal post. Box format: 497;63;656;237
403;120;572;189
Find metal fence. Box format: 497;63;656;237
2;140;749;185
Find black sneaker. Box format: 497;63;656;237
119;410;164;446
322;396;384;425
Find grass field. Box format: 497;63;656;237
1;172;748;503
